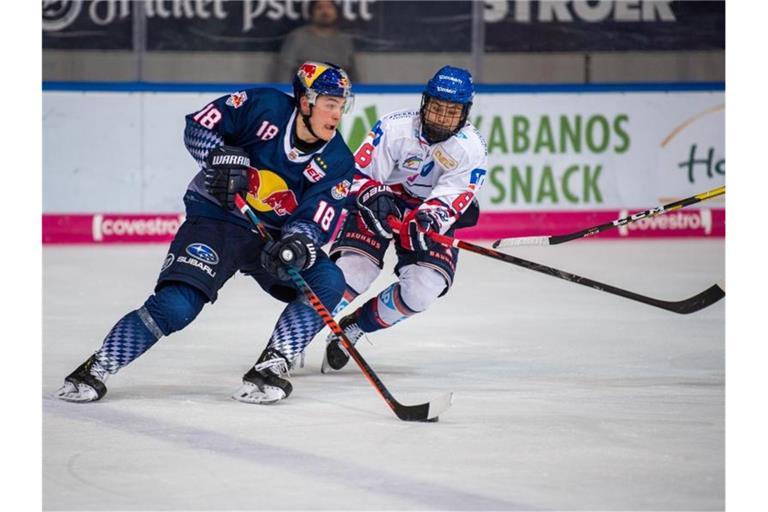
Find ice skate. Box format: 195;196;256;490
232;348;293;404
56;355;108;403
321;314;365;373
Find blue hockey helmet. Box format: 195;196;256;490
292;61;354;114
420;65;474;143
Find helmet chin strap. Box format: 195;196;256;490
299;105;322;142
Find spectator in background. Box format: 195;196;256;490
275;0;359;83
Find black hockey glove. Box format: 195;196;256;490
400;207;447;256
203;145;251;210
356;179;401;239
260;233;319;281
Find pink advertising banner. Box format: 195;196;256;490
43;214;185;244
42;209;724;245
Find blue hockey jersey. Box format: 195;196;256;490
183;88;355;245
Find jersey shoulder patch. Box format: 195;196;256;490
434;124;486;170
232;88;293;116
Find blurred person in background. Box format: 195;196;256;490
320;65;488;373
275;0;359;83
57;62;356;405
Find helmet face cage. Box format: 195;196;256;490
419;94;472;144
419;65;474;144
293;61;354;114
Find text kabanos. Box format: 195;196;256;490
475;114;629;205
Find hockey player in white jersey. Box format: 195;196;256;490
323;65;488;372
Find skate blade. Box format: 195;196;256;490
231;382;286;405
320;355;333;374
56;382;99;403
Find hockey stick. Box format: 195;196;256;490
389;218;724;314
234;193;452;422
492;186;725;248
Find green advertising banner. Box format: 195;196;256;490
338;91;724;212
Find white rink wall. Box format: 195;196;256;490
43;85;725;214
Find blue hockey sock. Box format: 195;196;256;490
331;286;360;317
355;283;416;333
95;308;163;374
267;298;325;363
94;283;206;373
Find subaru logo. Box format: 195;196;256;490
186;243;219;265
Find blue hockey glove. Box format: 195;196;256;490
260;233;318;281
356;179;401;239
203;145;251;210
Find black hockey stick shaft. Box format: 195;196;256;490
234;193;451;421
492;186;725;248
390;218;724;315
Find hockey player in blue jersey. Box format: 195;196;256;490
57;61;356;404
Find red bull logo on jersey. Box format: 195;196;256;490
246;169;298;216
226;91;248;109
262;190;299;216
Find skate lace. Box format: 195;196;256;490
88;357;110;383
346;321;370;345
337;321;372;350
253;357;290;377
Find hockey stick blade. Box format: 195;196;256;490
493;186;725;248
234;194;452;422
666;282;725;315
305;288;452;422
394;392;453;422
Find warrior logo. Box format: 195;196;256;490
211;154;249;166
186;243;220;265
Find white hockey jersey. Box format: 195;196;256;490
352;109;488;232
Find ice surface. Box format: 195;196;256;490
43;239;724;511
